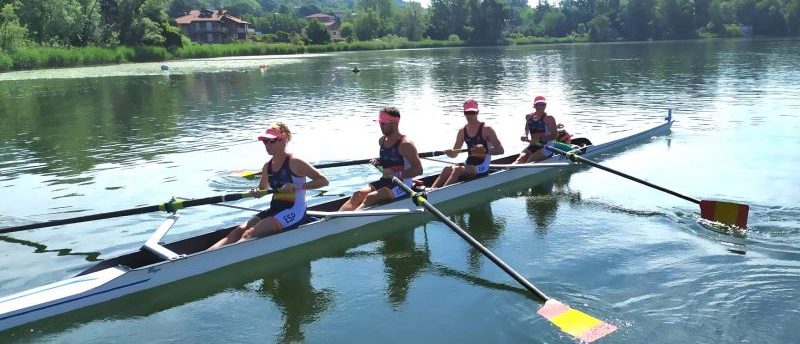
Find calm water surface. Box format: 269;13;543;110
1;39;799;343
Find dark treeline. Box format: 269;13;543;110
0;0;798;71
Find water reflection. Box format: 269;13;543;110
256;262;333;344
520;174;580;236
378;229;430;308
450;203;506;272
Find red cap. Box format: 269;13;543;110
463;99;479;112
533;96;547;106
257;127;287;141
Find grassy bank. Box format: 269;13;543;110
0;36;582;72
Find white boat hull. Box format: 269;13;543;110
0;118;673;331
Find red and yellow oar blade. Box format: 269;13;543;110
537;300;618;342
699;200;749;228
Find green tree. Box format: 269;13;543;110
397;2;428;41
588;13;612;40
470;0;510;43
540;9;569;36
340;21;355;39
296;4;321;17
0;4;28;51
354;8;381;39
655;0;696;39
252;13;305;34
787;0;800;33
357;0;396;35
305;18;331;44
226;0;261;16
621;0;655;40
168;0;211;17
15;0;85;45
753;0;786;34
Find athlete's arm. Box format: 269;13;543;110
447;130;465;158
399;140;423;179
484;126;504;155
290;158;329;190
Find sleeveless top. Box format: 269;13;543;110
463;123;492;172
379;135;410;173
526;113;550;138
267;155;306;204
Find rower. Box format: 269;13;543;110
209;123;329;249
431;99;504;188
514;95;559;164
338;107;423;211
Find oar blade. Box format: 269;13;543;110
236;170;259;179
699;200;749;228
537;300;618;343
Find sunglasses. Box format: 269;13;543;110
262;138;280;145
464;111;478;116
534;103;546;107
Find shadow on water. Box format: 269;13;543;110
378;229;431;308
0;235;101;262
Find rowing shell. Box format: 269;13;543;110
0;116;673;332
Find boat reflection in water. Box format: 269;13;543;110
256;262;333;343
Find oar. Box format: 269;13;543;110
0;190;273;234
539;142;750;228
239;148;467;179
388;177;618;342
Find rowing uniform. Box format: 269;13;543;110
463;122;491;176
255;155;306;231
525;113;553;156
369;135;413;199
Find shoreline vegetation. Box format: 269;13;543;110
2;0;798;73
0;36;589;73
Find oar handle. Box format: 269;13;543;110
389;177;549;302
540;142;701;204
0;190;272;234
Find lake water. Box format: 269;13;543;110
1;38;799;343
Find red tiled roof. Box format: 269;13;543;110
175;10;249;25
305;13;336;21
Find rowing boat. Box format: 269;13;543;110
0;115;673;332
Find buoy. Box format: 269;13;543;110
160;64;169;71
259;64;267;69
352;65;360;73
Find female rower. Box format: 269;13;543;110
210;123;329;249
514;95;559;164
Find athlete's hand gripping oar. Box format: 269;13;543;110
238;148;467;179
388;177;618;342
0;190;273;234
537;141;750;228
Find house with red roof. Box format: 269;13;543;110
175;9;250;44
304;13;341;40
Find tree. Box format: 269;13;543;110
397;2;428;41
0;4;28;51
621;0;655;40
540;9;569;36
167;0;210;17
252;13;305;34
226;0;261;17
305;19;331;44
470;0;510;43
297;4;321;17
354;9;381;40
340;21;355;39
588;14;612;40
357;0;396;36
15;0;84;45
